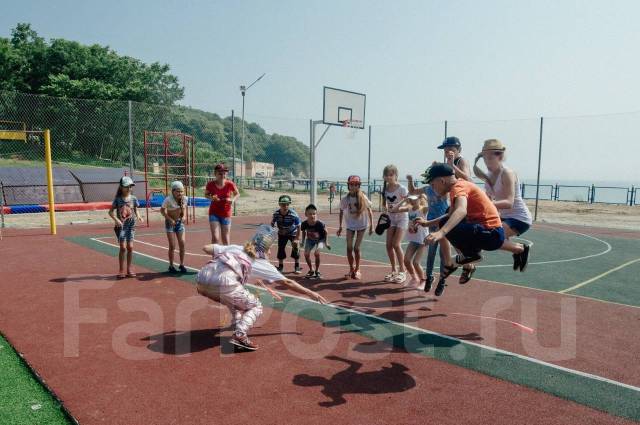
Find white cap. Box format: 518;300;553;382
171;181;185;191
120;176;135;187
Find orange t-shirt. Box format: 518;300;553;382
449;180;502;229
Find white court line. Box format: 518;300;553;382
88;236;640;394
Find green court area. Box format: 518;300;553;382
325;226;640;307
0;334;71;425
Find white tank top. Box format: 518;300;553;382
485;167;532;225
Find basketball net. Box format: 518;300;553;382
340;119;362;140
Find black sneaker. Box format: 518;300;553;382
168;265;177;273
305;270;315;278
512;253;521;271
455;253;482;265
294;264;302;274
314;271;322;279
519;244;530;272
434;277;447;296
424;276;434;292
277;264;284;272
178;265;187;273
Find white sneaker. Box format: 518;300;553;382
393;272;407;283
384;272;397;282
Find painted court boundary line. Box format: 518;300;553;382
92;233;640;311
65;235;640;421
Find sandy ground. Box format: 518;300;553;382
2;189;639;231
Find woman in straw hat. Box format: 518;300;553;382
473;139;532;271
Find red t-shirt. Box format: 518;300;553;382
449;180;502;229
206;180;237;217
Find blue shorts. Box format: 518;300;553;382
165;219;185;233
440;217;505;258
114;220;136;243
209;214;231;226
502;218;530;236
304;239;322;252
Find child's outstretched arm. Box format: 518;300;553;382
269;278;328;304
202;244;216;255
390;198;411;213
255;279;283;301
367;206;374;235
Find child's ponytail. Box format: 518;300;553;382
243;241;257;259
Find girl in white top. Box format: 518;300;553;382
338;175;373;280
392;195;441;286
160;181;188;273
196;225;327;351
473;139;533;238
381;164;409;283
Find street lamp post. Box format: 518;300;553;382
239;73;265;184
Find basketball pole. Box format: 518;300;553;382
44;129;57;235
310;120;330;206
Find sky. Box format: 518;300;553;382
2;0;640;183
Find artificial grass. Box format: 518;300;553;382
0;334;73;425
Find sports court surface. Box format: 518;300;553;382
1;214;639;424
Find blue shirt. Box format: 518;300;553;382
271;208;301;236
423;186;448;220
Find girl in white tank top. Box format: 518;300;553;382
473;140;532;237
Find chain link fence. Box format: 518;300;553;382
1;89;638;231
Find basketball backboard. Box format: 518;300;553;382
322;86;366;128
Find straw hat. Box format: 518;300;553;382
481;139;506;152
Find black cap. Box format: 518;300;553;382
421;163;455;184
437;136;461;149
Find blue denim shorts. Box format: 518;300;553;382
502;218;530;236
114;220;136;243
209;214;231;226
165;218;185;233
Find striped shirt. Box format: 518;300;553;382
271;209;301;236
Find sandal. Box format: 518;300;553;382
117;273;127;280
344;270;355;279
353;270;362;280
459;266;476;284
126;272;137;278
441;264;458;279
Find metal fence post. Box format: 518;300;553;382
128;100;134;175
534;117;544;221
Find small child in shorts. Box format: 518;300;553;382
300;204;331;279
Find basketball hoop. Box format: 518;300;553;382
340;119;362;139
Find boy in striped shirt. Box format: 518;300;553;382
271;195;302;273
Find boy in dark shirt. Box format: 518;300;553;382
300;204;331;279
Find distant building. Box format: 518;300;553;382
226;158;275;178
245;160;274;178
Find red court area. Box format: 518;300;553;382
0;217;638;424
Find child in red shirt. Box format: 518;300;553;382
205;163;239;245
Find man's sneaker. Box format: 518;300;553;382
276;264;284;272
314;271;322;279
434;277;447;296
305;270;315;278
168;265;177;273
424;276;434;292
455;253;482;265
178;265;187;273
230;333;258;351
294;264;303;274
512;253;521;271
519;244;530;272
384;272;397;282
393;271;407;283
